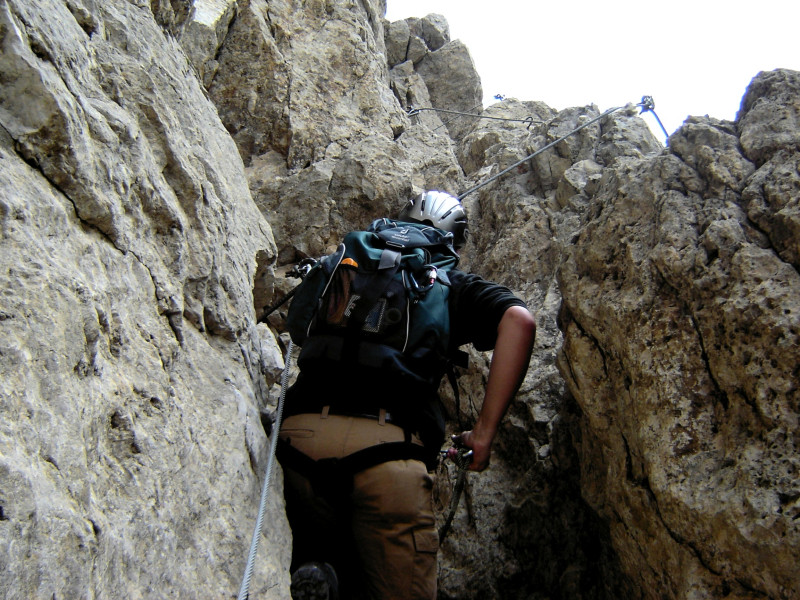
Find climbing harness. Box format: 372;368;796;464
407;106;543;129
236;342;295;600
438;440;474;542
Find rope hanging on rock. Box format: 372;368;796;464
407;106;544;129
433;101;483;133
457;103;626;199
408;96;668;199
237;341;294;600
456;97;664;200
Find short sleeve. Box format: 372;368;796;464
448;270;528;351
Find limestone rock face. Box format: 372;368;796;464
557;71;800;598
436;99;660;600
0;1;480;598
414;39;483;141
196;2;483;274
0;1;287;598
435;74;799;599
385;13;482;142
385;13;450;68
209;0;402;171
177;0;238;88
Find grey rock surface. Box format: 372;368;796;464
557;72;800;599
1;0;287;598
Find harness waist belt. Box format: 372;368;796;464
277;440;432;501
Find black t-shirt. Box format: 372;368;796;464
446;270;527;351
284;269;527;451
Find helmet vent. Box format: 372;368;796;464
397;190;468;249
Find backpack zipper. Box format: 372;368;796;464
401;269;411;352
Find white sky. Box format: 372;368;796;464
384;0;799;142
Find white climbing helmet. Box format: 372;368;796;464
398;190;468;249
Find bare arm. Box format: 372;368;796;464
449;305;536;471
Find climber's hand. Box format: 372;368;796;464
447;431;491;472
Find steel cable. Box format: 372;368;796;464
236;341;294;600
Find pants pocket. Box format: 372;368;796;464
412;526;439;554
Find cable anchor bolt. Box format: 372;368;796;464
638;95;655;113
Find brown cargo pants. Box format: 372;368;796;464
279;412;438;600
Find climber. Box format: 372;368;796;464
276;191;536;600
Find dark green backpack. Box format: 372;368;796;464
286;218;460;388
